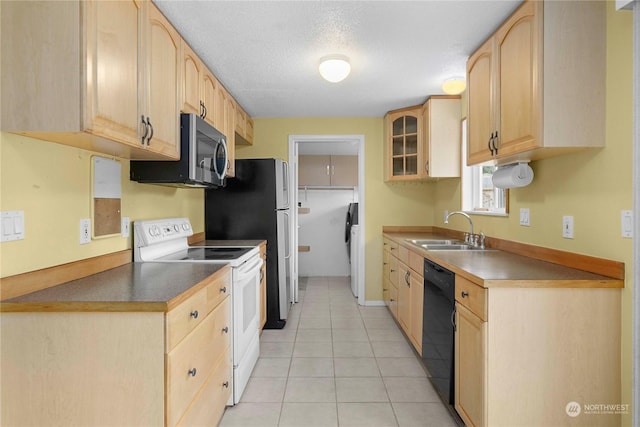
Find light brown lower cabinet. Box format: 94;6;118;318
454;275;621;427
0;271;232;426
383;237;423;356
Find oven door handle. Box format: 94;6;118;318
235;256;263;281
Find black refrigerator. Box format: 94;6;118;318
205;158;291;329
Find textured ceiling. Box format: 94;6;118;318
154;0;522;118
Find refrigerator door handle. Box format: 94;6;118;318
283;161;290;209
283;210;291;259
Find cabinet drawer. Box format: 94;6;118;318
455;276;487;321
409;250;423;274
389;256;399;287
397;245;409;264
176;352;232;427
383;238;398;253
389;283;398;319
167;269;230;350
167;297;231;426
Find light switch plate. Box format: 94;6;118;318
121;217;130;238
1;210;25;242
519;208;530;226
621;210;633;238
562;216;574;239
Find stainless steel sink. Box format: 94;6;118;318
421;244;476;250
406;239;463;246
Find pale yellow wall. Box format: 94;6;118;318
434;3;634;421
0;133;205;279
237;117;435;300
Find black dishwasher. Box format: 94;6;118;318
422;258;456;405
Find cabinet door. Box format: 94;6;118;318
299;155;331;186
397;262;411;334
330;155;358;186
495;0;539;157
409;273;423;355
425;97;462;178
145;3;180;158
388;111;421;180
181;41;203;117
222;90;236;177
201;70;218;127
466;37;495;165
84;0;142;147
455;303;487;427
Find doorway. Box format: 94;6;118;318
288;135;365;306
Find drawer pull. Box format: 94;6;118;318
190;310;198;319
390;269;396;272
220;287;227;293
461;291;469;298
188;368;197;377
222;326;229;334
223;381;229;388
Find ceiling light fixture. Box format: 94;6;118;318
319;55;351;83
442;77;466;95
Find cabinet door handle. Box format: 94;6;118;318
488;132;495;155
146;117;154;145
390;269;396;272
425;160;429;174
461;291;469;298
260;269;264;282
223;381;229;388
220;286;227;293
405;271;410;286
190;310;199;319
494;131;499;155
451;305;457;332
188;368;197;377
222;326;229;333
140;115;149;145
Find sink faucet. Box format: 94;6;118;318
444;211;474;243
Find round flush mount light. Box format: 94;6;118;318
319;55;351;83
442;77;466;95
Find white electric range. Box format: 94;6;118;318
134;218;262;405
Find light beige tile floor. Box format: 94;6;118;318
219;276;459;427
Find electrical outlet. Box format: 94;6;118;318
121;217;130;238
519;208;530;226
562;216;574;239
80;218;91;244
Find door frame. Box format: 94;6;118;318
288;134;366;305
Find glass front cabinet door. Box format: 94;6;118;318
385;106;422;181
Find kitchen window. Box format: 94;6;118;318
460;118;508;215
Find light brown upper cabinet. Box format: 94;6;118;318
223;90;236;177
466;0;605;166
235;105;254;145
299;155;358;187
181;41;220;129
1;0;181;160
384;97;461;182
422;96;461;179
384;107;422;181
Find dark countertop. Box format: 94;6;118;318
0;262;229;312
384;232;623;288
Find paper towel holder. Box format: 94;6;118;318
492;161;534;189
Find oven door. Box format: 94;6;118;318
232;254;263;402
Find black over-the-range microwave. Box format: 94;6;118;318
130;113;228;188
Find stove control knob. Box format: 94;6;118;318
150;226;160;237
173;225;180;232
182;223;190;231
